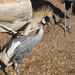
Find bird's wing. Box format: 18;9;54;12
10;36;32;62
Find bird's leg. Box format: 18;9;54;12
64;3;67;35
67;2;73;32
14;62;20;75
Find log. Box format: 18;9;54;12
0;0;16;4
0;20;30;32
0;0;32;32
0;18;41;36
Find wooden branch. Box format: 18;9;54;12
0;24;17;34
0;20;31;33
0;0;32;34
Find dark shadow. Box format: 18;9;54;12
0;61;15;75
0;61;8;75
31;0;69;18
31;0;48;10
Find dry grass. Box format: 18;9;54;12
33;7;53;18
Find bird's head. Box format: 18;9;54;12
40;16;50;32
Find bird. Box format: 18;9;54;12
61;0;75;33
0;16;50;75
48;2;70;30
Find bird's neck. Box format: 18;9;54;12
31;25;44;47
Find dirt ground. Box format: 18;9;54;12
0;1;75;75
20;15;75;75
1;13;74;75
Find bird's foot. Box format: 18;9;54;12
66;25;72;33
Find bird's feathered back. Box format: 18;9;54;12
6;25;44;63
